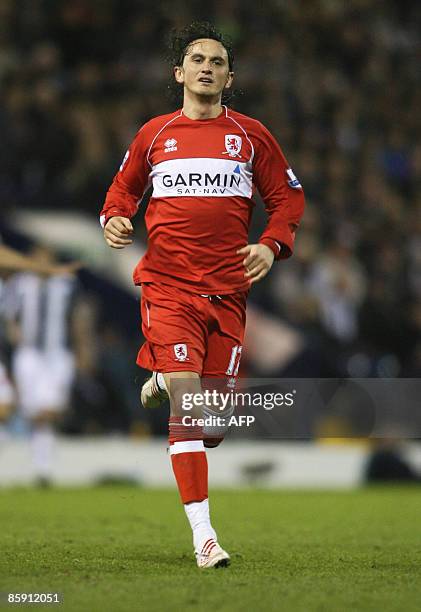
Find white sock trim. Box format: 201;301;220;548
170;440;204;455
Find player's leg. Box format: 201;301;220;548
29;410;60;487
12;347;54;484
140;371;168;408
13;347;74;485
32;349;74;486
137;284;229;567
138;282;206;409
0;361;14;444
202;292;247;448
163;370;230;568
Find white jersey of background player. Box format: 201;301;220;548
5;244;77;484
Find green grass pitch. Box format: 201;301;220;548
1;486;420;611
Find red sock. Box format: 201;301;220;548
169;416;208;504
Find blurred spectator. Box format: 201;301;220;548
308;240;367;344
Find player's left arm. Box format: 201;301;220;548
241;122;305;284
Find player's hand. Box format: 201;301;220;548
104;216;133;249
237;243;275;285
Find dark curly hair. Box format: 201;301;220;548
166;21;235;104
167;21;234;71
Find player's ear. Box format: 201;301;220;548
174;66;184;84
225;71;234;89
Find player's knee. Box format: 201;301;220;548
167;373;202;418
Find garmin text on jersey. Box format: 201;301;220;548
150;158;253;198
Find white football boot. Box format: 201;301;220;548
140;372;168;408
196;539;231;569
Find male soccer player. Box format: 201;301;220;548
4;245;78;485
101;22;305;568
0;239;80;455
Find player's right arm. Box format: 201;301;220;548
100;126;151;249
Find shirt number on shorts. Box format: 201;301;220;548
225;345;242;376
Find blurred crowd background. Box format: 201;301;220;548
0;0;420;438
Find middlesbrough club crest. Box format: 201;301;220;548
174;343;188;362
223;134;242;157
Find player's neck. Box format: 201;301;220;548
182;96;223;120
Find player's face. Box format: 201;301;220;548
174;38;233;100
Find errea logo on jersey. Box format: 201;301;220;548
164;138;178;153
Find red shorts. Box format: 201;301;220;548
137;283;247;379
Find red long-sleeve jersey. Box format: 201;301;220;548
100;106;305;294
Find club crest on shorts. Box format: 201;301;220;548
174;343;188;361
223;134;242;157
